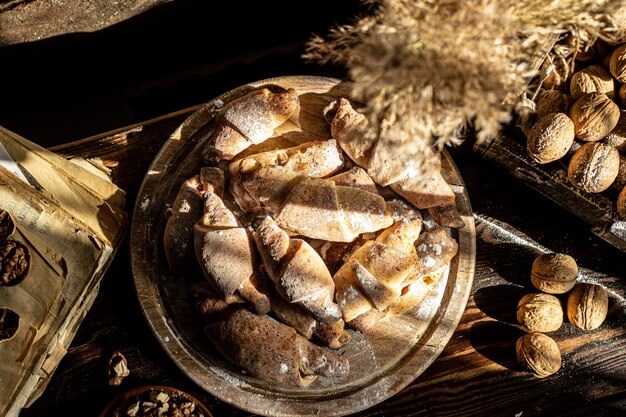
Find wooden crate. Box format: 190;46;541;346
473;129;626;252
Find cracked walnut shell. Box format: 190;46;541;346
516;332;562;378
107;351;130;386
531;253;578;294
517;293;563;332
567;283;608;330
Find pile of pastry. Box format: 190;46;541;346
162;86;462;388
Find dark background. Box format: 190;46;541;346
0;0;365;147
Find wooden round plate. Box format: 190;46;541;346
130;75;476;417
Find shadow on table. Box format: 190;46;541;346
468;321;525;371
473;284;528;324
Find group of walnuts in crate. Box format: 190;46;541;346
515;253;608;379
0;210;30;342
525;39;626;217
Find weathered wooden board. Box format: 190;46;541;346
0;0;173;45
129;75;476;416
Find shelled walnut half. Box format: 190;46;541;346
0;209;30;287
0;307;20;342
107;351;130;386
0;210;15;242
0;240;30;287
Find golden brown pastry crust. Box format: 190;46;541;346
228;139;345;214
275;177;393;242
203;88;300;162
325;97;457;209
163;175;205;273
252;216;342;323
204;308;349;388
269;287;351;349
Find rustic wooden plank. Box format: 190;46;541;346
50;107;201;198
0;0;173;45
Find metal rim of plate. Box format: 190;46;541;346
130;75;476;417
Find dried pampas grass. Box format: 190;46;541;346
304;0;626;177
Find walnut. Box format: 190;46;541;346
0;209;15;242
604;111;626;152
619;185;626;218
517;293;563;332
0;240;31;286
531;252;578;294
610;43;626;83
569;92;620;142
567;283;609;330
534;90;571;119
609;155;626;194
516;332;562;378
106;351;130;386
618;84;626;107
568;142;620;193
526;112;575;164
569;65;615;100
0;307;20;341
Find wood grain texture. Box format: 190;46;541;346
50;107;201;200
18;80;626;417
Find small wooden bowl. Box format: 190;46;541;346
98;385;213;417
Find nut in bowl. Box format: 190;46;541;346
98;386;212;417
130;76;476;417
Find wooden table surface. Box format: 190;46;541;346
13;101;625;417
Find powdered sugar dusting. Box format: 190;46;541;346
140;196;150;211
210;366;251;388
278;363;288;374
179;199;191;213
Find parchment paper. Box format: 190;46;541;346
0;126;127;417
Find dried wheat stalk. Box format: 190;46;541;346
304;0;626;177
